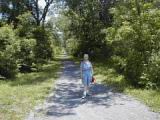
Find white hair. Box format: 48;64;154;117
84;54;89;58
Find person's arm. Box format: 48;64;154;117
90;62;94;76
80;62;83;79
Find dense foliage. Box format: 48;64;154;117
33;27;53;63
106;0;160;88
0;0;54;26
57;0;114;58
59;0;160;88
1;0;160;88
0;1;61;78
0;25;18;78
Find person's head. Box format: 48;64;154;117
83;54;89;61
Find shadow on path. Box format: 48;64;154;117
43;60;132;118
26;58;160;120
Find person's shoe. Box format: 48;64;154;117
81;95;86;99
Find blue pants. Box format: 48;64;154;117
82;71;92;86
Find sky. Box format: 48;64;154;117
39;0;50;21
39;0;46;8
39;0;59;20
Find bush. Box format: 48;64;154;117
0;26;19;78
125;51;144;86
17;38;36;67
140;52;160;89
104;1;160;88
33;27;53;63
110;55;126;74
18;38;36;65
16;12;36;38
0;54;18;78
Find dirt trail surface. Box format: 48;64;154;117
25;58;160;120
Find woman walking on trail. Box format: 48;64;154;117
80;54;94;99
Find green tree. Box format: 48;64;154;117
0;25;19;78
16;12;36;37
105;0;160;87
60;0;112;58
33;27;53;63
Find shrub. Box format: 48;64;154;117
16;12;36;38
33;27;53;63
125;51;144;86
104;1;160;88
140;52;160;89
110;55;126;74
0;26;19;78
17;38;36;66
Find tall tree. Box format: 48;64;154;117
0;0;54;26
26;0;54;26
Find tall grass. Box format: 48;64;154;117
0;60;61;120
93;61;160;112
72;57;160;112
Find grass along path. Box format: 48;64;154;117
72;57;160;112
0;60;61;120
93;61;160;112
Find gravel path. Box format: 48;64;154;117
25;59;160;120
